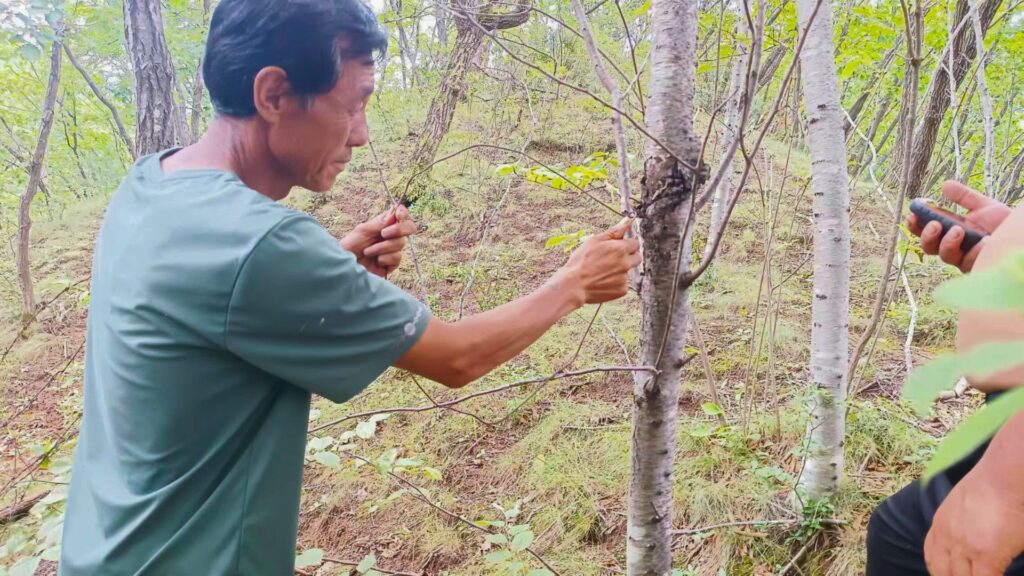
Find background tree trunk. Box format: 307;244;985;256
406;0;529;183
17;38;63;323
189;0;212;143
709;16;746;243
627;0;701;573
794;0;851;501
124;0;187;156
904;0;1001;198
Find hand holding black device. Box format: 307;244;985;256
908;198;989;253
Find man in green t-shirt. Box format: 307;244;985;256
59;1;640;574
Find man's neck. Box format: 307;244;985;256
160;117;293;201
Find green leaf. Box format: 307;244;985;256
923;386;1024;482
313;451;341;468
510;529;535;552
355;420;376;439
294;548;323;569
495;163;517;176
357;553;377;573
934;254;1024;311
903;342;1024;414
700;402;723;416
369;413;391;424
485;550;512;564
485;533;508;545
421;466;443;480
20;43;42;61
395;457;422;468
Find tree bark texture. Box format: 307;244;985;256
904;0;1001;198
124;0;187;156
794;0;851;501
628;0;701;573
18;39;63;322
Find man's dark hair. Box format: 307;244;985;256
203;0;388;117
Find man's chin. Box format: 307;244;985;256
306;170;344;193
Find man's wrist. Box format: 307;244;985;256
546;266;586;311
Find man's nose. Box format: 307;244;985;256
349;113;369;147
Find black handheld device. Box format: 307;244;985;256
908;198;988;253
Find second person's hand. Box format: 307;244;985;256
907;181;1011;272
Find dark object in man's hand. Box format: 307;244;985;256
399;196;416;208
909;198;989;253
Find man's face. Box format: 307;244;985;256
268;57;375;192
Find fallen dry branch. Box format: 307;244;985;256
0;492;47;524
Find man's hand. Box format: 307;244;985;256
924;464;1024;576
908;181;1011;272
339;205;417;278
553;217;641;305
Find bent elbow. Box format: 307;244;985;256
441;357;483;389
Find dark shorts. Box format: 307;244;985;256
866;439;1024;574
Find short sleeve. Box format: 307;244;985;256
226;216;430;402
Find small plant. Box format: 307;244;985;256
475;503;552;576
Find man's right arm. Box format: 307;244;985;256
396;219;640;388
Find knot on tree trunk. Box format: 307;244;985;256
453;0;531;32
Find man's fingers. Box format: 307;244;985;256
363;238;406;258
942;180;992;211
907;214;924;236
377;252;402;269
381;218;418;240
921;221;943;254
937;226;966;266
606;217;634;240
972;558;1010;576
959;239;986;273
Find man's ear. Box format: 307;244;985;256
252;67;293;123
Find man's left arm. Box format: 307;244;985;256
925;408;1024;576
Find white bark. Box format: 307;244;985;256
794;0;850;501
628;0;701;573
710;15;746;242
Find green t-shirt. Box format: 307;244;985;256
59;151;430;576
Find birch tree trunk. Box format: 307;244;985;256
628;0;701;573
794;0;851;501
17;38;63;323
124;0;186;156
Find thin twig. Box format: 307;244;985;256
308;365;656;434
321;557;420;576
